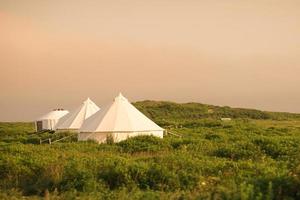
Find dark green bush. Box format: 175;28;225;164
117;136;169;153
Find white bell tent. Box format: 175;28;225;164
55;98;100;132
36;109;69;132
79;93;164;143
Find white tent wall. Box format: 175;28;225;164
55;128;80;132
42;119;56;130
115;130;164;142
78;130;164;143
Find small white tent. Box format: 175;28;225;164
36;109;69;132
55;98;100;132
79;93;164;143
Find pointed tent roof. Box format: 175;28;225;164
80;93;163;133
56;98;100;130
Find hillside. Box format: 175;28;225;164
0;101;300;199
135;100;300;120
134;100;300;125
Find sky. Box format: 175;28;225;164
0;0;300;121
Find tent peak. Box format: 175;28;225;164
85;97;92;103
56;97;100;131
115;93;127;101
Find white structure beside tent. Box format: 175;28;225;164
55;98;100;132
36;109;69;132
79;93;164;143
221;118;232;121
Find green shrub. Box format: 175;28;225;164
118;136;169;153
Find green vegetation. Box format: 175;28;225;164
0;101;300;199
134;100;300;126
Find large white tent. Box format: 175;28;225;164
55;98;100;132
79;93;164;143
36;109;69;132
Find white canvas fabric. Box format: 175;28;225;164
56;98;100;132
36;109;69;131
79;93;164;143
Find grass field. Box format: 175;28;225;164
0;101;300;199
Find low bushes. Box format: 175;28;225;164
0;118;300;199
117;136;170;153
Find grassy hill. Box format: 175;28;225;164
134;100;300;122
0;101;300;199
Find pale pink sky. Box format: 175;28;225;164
0;0;300;121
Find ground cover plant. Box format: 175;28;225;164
0;101;300;199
